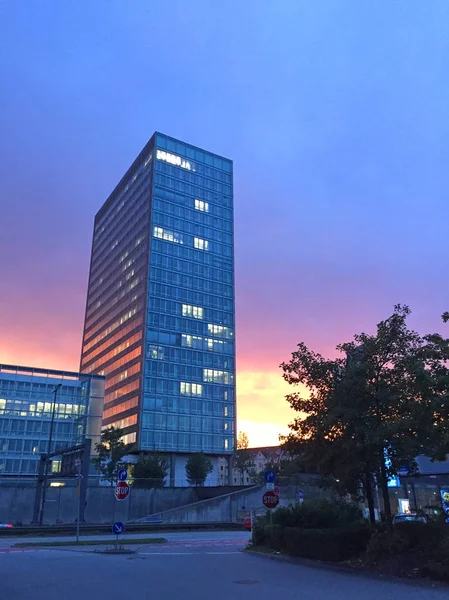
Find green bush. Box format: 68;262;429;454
264;524;284;550
366;530;407;561
272;500;362;530
394;521;445;551
251;522;267;546
281;524;371;562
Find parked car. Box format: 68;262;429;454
393;513;427;525
243;511;266;531
0;523;14;528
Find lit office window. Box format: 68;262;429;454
194;237;209;251
180;382;203;396
182;304;204;319
203;369;232;384
154;226;183;244
207;324;233;338
195;199;209;212
181;334;204;349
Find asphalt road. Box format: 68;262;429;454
0;532;447;599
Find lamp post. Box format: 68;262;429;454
39;383;62;526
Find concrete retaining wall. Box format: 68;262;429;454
148;483;332;524
0;484;197;524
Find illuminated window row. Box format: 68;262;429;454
104;397;138;414
99;347;142;377
156;149;191;170
105;363;141;391
154;226;183;244
195;199;209;212
83;307;139;350
180;382;203;396
107;414;138;430
194;237;209;251
82;326;142;365
207;324;233;339
105;379;140;402
181;334;230;352
182;304;203;319
203;369;233;384
83;331;142;373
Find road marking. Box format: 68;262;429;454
139;551;241;556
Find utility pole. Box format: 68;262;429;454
39;383;62;526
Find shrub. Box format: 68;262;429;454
264;525;284;550
366;531;407;561
393;521;445;552
282;524;371;562
251;522;267;546
272;499;363;529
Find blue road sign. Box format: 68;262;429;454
117;468;128;482
265;470;276;483
112;521;124;535
298;489;304;504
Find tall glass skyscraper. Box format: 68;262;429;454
80;133;236;484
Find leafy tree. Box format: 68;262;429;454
185;452;213;486
281;305;449;528
92;426;131;484
234;432;254;484
132;454;169;488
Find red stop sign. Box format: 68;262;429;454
263;491;279;509
115;481;130;501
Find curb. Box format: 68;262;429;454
244;549;446;590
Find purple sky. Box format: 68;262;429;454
1;1;449;446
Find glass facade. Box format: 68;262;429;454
81;133;236;456
0;365;105;476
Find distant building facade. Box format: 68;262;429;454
79;132;236;485
219;446;288;485
0;364;104;477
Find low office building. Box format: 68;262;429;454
0;364;105;477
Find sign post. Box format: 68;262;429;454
112;521;124;551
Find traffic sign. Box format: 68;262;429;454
117;468;128;482
274;486;280;496
266;482;274;491
298;489;304;504
263;490;279;509
264;470;276;483
112;521;124;535
115;481;130;501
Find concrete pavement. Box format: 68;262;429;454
0;531;447;599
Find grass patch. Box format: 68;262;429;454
14;537;166;548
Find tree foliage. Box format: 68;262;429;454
132;454;169;488
234;432;254;481
92;426;131;484
185;452;213;486
281;305;449;526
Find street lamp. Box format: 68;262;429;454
39;383;62;526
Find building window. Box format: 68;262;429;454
182;304;204;319
154;226;183;244
148;345;164;360
207;324;233;339
195;199;209;212
180;382;203;396
194;237;209;251
203;369;232;384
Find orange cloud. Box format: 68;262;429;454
236;369;307;447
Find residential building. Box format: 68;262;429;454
0;364;104;477
218;446;288;485
80;132;236;485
